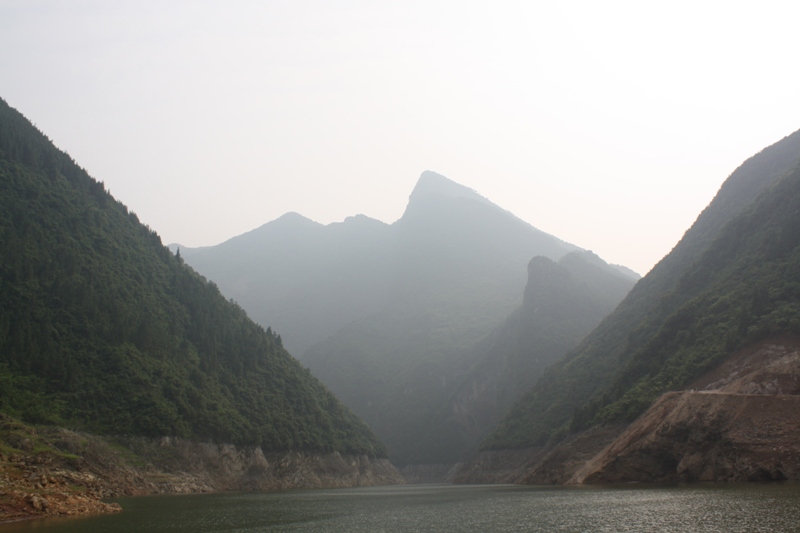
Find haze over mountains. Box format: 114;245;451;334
457;127;800;484
401;250;637;467
4;88;800;501
177;172;587;355
178;171;639;465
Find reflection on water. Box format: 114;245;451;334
2;483;800;533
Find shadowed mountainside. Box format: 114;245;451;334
0;97;386;458
179;172;638;465
178;172;580;357
481;128;800;453
454;127;800;486
396;251;636;465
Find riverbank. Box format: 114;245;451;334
0;415;403;522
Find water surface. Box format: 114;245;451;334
3;483;799;532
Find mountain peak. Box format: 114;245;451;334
409;171;490;205
274;211;317;226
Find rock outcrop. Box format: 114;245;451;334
0;419;403;523
455;336;800;485
454;425;624;485
120;436;404;492
572;336;800;483
572;391;800;483
520;425;626;485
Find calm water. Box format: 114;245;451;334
3;483;800;533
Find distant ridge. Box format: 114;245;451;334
177;170;635;465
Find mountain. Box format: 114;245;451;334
177;171;579;357
570;335;800;483
0;97;386;458
176;211;394;357
401;251;636;466
178;170;638;465
479;127;800;465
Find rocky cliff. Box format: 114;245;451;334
0;418;403;523
455;336;800;485
572;335;800;483
449;254;634;445
121;436;404;492
454;425;624;485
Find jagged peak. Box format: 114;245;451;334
273;211;318;226
523;256;574;307
408;171;490;206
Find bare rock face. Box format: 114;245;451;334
573;391;800;483
455;336;800;486
118;437;403;492
453;425;625;485
520;425;625;485
0;422;403;523
572;336;800;484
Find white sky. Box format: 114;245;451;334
2;0;800;275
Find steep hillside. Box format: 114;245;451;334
300;175;595;465
400;251;636;465
482;127;800;452
0;414;403;522
573;336;800;483
177;212;393;357
179;170;628;464
0;98;385;458
178;172;579;357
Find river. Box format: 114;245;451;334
2;483;799;532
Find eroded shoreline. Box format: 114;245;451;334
0;417;403;523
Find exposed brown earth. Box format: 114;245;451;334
0;418;403;523
572;391;800;483
453;425;624;484
455;335;800;485
573;335;800;484
520;424;626;484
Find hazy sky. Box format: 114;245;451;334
2;1;800;275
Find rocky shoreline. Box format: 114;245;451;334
0;417;404;523
455;338;800;486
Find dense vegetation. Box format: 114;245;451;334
483;128;800;450
0;98;386;457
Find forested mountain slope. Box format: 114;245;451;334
483;127;800;451
0;98;385;457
